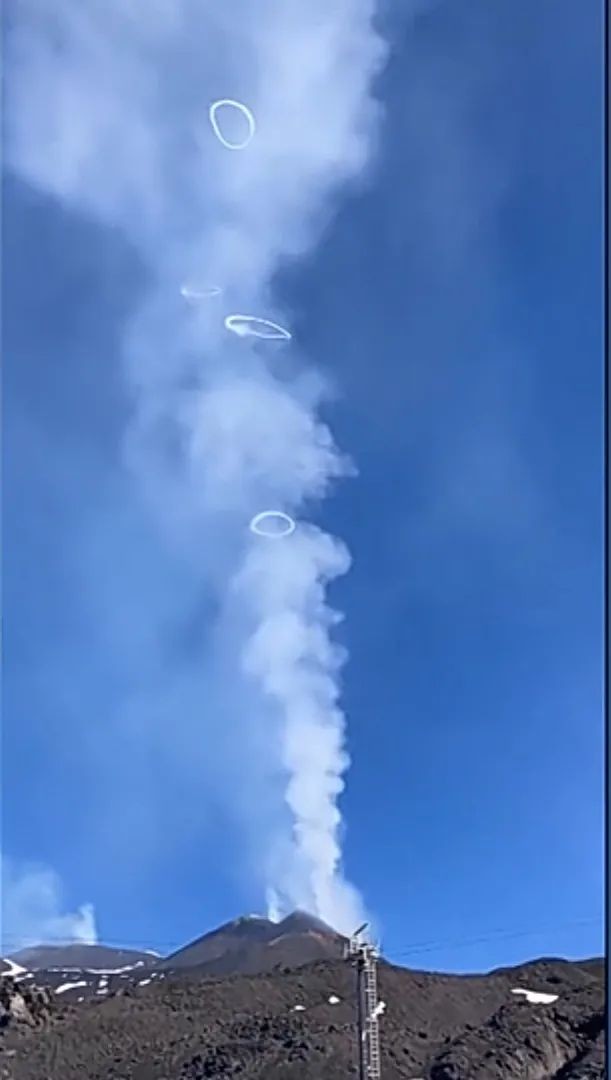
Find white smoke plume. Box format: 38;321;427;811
5;0;391;932
1;854;97;953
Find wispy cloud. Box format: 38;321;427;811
5;0;402;932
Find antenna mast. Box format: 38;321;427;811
347;923;382;1080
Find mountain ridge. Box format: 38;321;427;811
1;910;345;994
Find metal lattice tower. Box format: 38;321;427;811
347;924;382;1080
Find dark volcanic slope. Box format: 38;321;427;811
161;911;343;974
5;944;157;973
0;956;604;1080
160;916;276;970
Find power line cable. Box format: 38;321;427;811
1;914;602;958
385;916;603;961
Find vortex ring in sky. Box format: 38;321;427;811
249;511;296;538
225;314;292;341
180;284;222;300
209;99;256;150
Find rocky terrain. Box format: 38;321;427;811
0;914;604;1079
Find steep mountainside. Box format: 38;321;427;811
161;912;343;975
0;954;604;1080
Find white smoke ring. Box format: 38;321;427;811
249;511;296;538
180;284;222;301
225;314;292;341
209;99;256;151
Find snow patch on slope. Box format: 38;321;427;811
1;958;28;978
511;987;559;1005
55;980;88;995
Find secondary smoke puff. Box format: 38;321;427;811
1;855;97;952
6;0;388;932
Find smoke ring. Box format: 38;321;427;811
180;284;222;301
249;511;296;538
209;99;256;150
225;314;292;341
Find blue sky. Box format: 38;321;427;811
1;0;604;972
